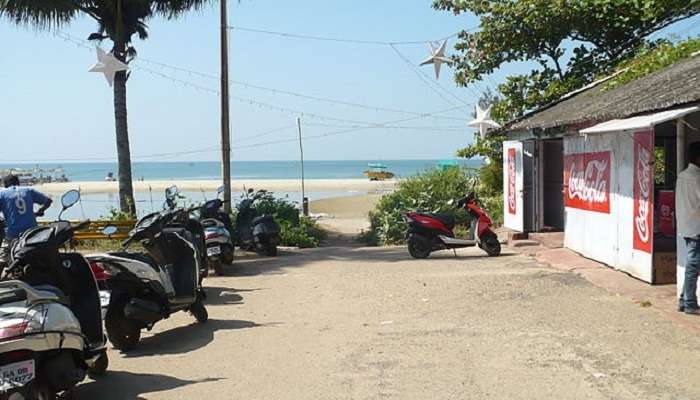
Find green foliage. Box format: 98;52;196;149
103;205;134;221
249;191;325;248
603;37;700;90
254;191;300;226
279;217;327;248
362;168;475;245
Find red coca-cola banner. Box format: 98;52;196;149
633;130;654;253
563;151;611;213
507;148;516;215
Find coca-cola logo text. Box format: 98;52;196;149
507;148;516;215
563;152;611;214
635;143;651;244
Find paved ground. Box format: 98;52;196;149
76;235;700;400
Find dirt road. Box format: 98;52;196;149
77;238;700;399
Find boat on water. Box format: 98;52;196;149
363;163;395;181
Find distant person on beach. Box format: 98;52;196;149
677;142;700;314
105;172;116;182
0;174;53;262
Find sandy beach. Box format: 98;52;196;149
35;179;397;195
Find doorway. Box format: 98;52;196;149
541;139;564;230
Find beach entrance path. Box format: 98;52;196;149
76;240;700;399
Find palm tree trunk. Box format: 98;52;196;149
113;56;136;216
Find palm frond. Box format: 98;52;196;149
0;0;79;28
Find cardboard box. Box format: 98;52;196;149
653;252;677;284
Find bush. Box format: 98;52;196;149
360;166;503;246
249;191;326;248
279;217;327;248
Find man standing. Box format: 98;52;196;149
0;174;53;257
677;142;700;314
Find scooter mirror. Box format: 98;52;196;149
217;186;225;195
247;188;254;194
102;226;118;237
61;190;81;209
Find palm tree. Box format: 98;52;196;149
0;0;212;216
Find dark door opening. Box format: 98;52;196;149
523;140;537;232
542;139;564;230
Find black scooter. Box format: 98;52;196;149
86;208;208;352
235;189;280;257
163;185;209;282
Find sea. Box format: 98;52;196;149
0;159;482;182
0;160;482;219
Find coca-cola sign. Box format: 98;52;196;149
633;130;654;253
507;148;516;215
563;151;611;213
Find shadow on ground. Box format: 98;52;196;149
77;371;221;400
122;318;266;358
215;242;518;278
204;286;267;306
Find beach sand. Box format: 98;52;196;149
310;193;383;242
35;179;397;195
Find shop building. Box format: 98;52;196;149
501;55;700;285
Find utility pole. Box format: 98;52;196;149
220;0;232;213
297;117;308;216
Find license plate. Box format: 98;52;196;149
207;246;221;256
0;359;35;391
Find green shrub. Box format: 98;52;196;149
248;192;325;248
361;166;503;246
279;217;327;248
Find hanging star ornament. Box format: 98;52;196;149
420;40;452;80
89;47;128;87
468;104;501;138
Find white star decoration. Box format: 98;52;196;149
89;47;128;87
420;40;452;80
468;104;501;138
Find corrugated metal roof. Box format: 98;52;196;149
507;55;700;132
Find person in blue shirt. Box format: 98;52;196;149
0;174;53;241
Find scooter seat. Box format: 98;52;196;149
110;252;160;271
421;213;456;230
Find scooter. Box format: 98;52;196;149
404;193;501;258
235;189;280;257
199;189;234;276
163;186;208;283
0;190;108;399
86;207;208;352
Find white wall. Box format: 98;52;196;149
564;131;653;282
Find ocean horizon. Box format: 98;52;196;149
0;159;483;182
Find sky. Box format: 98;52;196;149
1;1;699;163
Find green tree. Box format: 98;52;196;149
0;0;213;215
435;0;699;193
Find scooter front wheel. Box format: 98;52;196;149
407;234;431;259
87;351;109;378
105;306;141;352
190;297;208;324
479;232;502;257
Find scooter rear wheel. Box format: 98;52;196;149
407;234;431;259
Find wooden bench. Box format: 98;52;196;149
38;220;135;241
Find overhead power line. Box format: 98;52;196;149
228;26;469;46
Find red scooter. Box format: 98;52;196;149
404;193;501;258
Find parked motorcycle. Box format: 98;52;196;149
404;193;501;258
235;189;280;257
0;190;108;399
199;188;234;276
86;207;208;352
